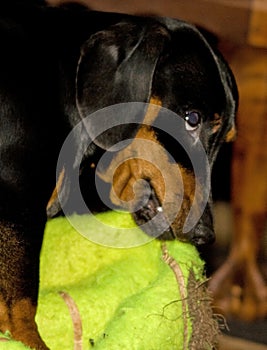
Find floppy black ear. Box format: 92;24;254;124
76;19;169;149
205;47;238;160
196;25;238;140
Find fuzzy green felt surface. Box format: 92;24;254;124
0;211;217;350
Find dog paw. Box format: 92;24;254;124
0;298;49;350
11;330;49;350
0;328;48;350
208;257;267;321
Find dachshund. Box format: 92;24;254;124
0;1;237;348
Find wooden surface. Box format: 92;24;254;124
248;0;267;47
219;335;267;350
208;43;267;321
48;0;267;47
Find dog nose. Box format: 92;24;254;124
188;203;215;246
189;224;215;245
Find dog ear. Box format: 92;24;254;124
207;49;238;160
199;29;238;143
185;24;238;159
76;20;169;149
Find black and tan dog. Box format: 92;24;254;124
0;1;237;349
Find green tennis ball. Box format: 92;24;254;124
1;211;219;350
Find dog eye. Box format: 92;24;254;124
184;111;201;131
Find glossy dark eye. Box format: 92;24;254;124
184;111;201;129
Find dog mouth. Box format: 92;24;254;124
131;183;215;246
132;186;175;240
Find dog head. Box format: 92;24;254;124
75;15;238;245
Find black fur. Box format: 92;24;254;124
0;2;237;349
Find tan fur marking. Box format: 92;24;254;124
97;96;203;237
97;96;167;207
211;113;236;143
142;96;162;125
170;168;202;236
112;158;165;203
0;298;9;331
0;298;48;349
225;125;237;142
212;113;236;142
46;167;65;211
211;113;222;134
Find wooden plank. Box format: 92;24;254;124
48;0;252;44
248;0;267;47
49;0;267;48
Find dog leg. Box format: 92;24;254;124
0;141;53;349
0;216;49;350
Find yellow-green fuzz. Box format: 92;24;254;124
0;211;219;349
